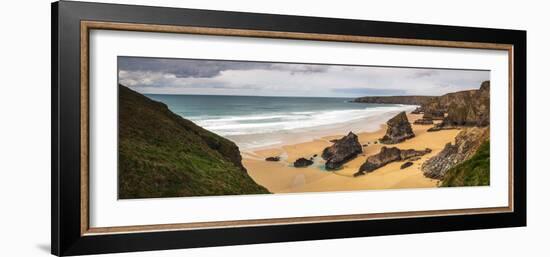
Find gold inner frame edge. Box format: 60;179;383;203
80;20;515;236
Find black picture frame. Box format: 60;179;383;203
51;1;526;256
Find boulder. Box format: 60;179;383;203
322;132;363;170
400;162;414;169
422;127;489;179
379;112;415;144
265;156;280;162
293;158;314;168
414;118;434;125
354;147;431;176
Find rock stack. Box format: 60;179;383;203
322;132;363;170
379;112;415;144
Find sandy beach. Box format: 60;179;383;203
243;113;461;193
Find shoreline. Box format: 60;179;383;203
243;113;462;193
228;104;418;152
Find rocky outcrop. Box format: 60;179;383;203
427;110;446;120
414;118;434;125
118;85;269;199
353;81;490;130
322;132;363;170
424;81;490;130
422;127;489;179
265;156;280;162
294;158;314;168
379;112;415;144
442;81;490;127
401;148;432;159
354;147;431;176
353;96;435;105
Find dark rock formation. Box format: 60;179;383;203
265;156;280;162
401;148;431;159
400;162;414;169
118;84;269;199
294;158;314;168
379;112;415;144
353;81;490;130
322;132;363;170
429;110;446;120
414;118;434;125
353;96;435;105
426;123;447;132
354;147;432;176
422;127;489;179
426;81;490;130
442;81;490;127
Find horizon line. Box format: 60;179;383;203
140;92;447;99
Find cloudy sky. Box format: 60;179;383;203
118;56;489;98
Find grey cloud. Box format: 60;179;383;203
118;57;329;78
411;70;438;78
270;63;329;75
118;57;269;78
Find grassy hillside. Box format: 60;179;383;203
118;85;269;199
440;140;490;187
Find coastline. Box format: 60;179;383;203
227;104;418;151
243;113;462;193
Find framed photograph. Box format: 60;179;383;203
52;1;526;256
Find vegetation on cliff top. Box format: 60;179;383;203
440;140;490;187
118;84;269;199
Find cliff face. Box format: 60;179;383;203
425;81;490;127
353;81;490;128
118;85;269;199
352;95;435;105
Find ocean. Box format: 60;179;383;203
146;94;416;151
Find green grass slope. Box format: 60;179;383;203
440;140;490;187
118;84;269;199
